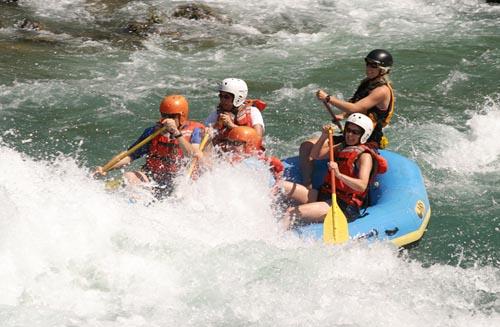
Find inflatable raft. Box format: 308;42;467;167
282;150;431;247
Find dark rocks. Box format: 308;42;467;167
124;22;152;37
124;9;163;37
17;18;42;31
1;1;230;47
172;3;227;22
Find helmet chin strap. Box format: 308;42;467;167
379;66;390;75
216;104;234;113
370;69;388;81
231;105;240;115
368;74;382;82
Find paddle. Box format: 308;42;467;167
186;131;211;179
323;127;349;244
103;126;209;190
322;101;343;132
100;124;169;174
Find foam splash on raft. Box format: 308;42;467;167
0;145;498;326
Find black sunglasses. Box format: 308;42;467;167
345;127;363;136
161;113;179;119
223;140;245;146
218;93;233;100
364;58;380;68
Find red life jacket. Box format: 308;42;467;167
260;154;284;181
234;105;254;128
229;150;282;182
320;144;387;208
145;121;204;180
213;99;266;144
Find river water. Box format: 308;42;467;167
0;0;499;326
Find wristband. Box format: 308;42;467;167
173;132;183;139
325;95;331;103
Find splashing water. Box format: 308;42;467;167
1;0;500;325
427;98;500;173
0;145;499;326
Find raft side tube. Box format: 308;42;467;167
282;150;431;246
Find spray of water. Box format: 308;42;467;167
0;145;498;326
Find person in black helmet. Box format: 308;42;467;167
299;49;395;188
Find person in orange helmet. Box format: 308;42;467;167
224;125;263;155
222;126;284;184
94;95;205;197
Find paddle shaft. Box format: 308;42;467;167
323;127;350;244
328;128;340;238
323;101;343;132
328;128;337;195
101;124;169;173
186;131;210;179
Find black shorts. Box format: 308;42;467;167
317;190;361;221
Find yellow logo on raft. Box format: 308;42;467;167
415;200;425;219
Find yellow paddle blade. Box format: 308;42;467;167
104;177;124;191
323;195;349;244
186;132;211;179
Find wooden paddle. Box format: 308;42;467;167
186;131;211;179
103;126;209;189
323;127;349;244
100;124;169;173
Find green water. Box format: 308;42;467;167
1;0;499;267
0;2;499;325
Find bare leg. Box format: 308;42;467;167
282;201;331;230
123;171;150;185
281;181;329;229
298;138;318;189
282;180;319;204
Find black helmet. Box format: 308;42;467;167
365;49;393;68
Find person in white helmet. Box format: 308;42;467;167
280;113;387;229
205;78;265;147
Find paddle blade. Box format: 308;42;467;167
323;195;349;244
186;132;211;179
104;177;124;191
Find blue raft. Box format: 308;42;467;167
282;150;431;247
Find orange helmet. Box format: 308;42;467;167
159;95;189;125
227;126;263;153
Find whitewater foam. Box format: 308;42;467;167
435;98;500;173
0;145;498;326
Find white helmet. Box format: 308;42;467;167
218;78;248;107
346;113;374;144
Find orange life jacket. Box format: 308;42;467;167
145;121;204;180
320;144;387;208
